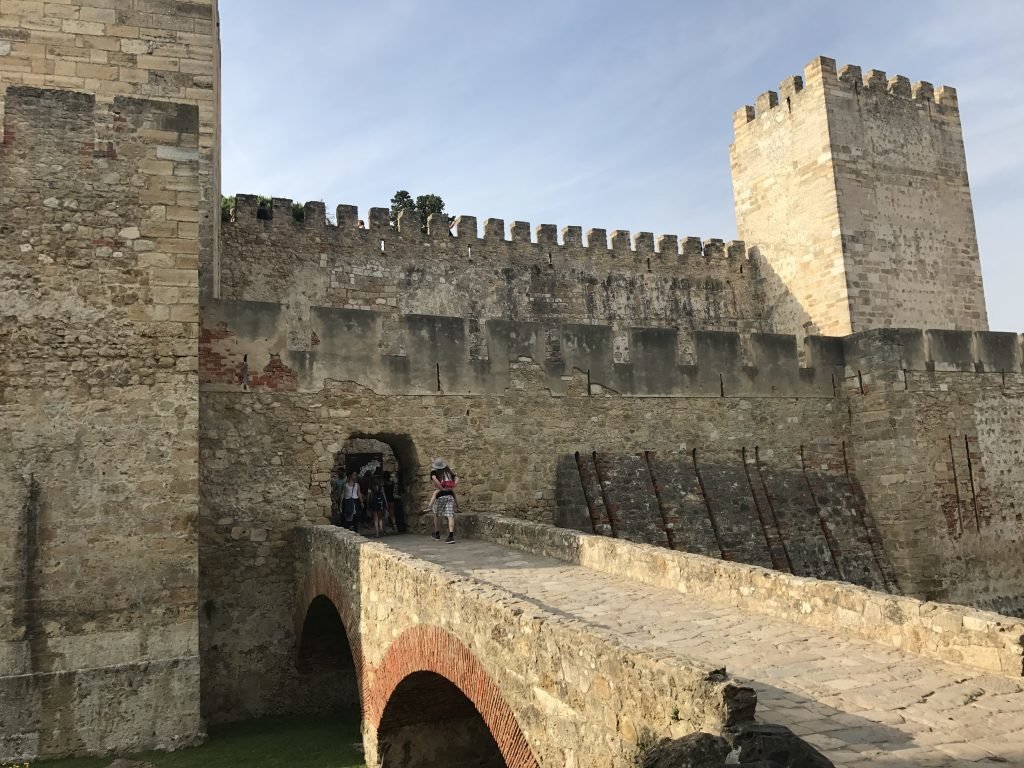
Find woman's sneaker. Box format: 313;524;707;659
431;531;441;541
445;533;455;544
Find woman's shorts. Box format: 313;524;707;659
433;495;456;517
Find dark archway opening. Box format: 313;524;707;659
294;595;358;714
378;671;506;768
332;432;420;534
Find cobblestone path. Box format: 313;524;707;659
386;535;1024;767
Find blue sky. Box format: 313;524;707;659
221;0;1024;332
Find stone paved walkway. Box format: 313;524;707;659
384;535;1024;767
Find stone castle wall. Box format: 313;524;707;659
732;56;988;337
198;369;850;721
220;196;772;361
0;0;218;759
844;330;1024;616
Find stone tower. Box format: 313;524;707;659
0;0;219;758
731;56;988;337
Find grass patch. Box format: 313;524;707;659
36;712;365;768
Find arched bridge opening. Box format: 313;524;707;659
377;671;506;768
295;594;359;715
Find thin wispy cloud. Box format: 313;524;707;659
221;0;1024;331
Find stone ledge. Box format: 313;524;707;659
468;514;1024;678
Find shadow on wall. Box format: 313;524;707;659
748;246;819;352
555;448;898;593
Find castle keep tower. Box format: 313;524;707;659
0;0;219;758
731;56;988;337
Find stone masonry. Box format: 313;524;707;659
732;56;988;338
1;6;1023;763
0;0;218;759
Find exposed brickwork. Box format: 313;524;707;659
366;625;537;768
294;562;366;704
298;526;755;767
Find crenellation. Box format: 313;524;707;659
561;224;582;247
609;229;630;253
303;200;325;228
912;80;934;101
936;83;958;108
426;211;448;239
887;74;911;98
336;203;358;228
367;206;389;230
725;240;746;262
732;104;755;129
681;236;703;260
633;231;654;254
838;63;862;87
778;75;803;100
396;207;420;238
270;196;292;221
483;216;504;240
200;299;840;398
802;54;838;86
864;68;887;91
535;223;557;244
754;89;778;116
455;214;477;239
6;23;1024;763
586;226;607;249
655;233;677;257
702;238;724;261
733;56;987;338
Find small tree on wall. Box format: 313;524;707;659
389;190;453;233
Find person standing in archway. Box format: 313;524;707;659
429;458;459;544
342;471;362;533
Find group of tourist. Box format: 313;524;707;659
329;458;460;543
330;469;399;537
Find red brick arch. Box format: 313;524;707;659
295;561;366;706
367;624;538;768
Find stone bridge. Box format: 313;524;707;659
295;516;1024;768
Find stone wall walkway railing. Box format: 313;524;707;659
463;514;1024;677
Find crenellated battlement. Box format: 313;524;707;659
227;193;752;264
219;193;770;338
734;56;959;131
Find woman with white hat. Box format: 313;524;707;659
429;458;459;543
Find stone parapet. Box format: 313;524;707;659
200;299;842;398
218;199;770;344
469;515;1024;677
300;524;757;766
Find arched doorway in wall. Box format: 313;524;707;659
331;434;420;533
295;595;359;714
377;671;506;768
